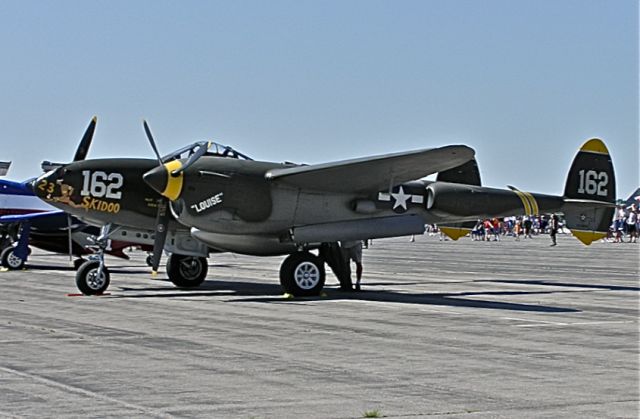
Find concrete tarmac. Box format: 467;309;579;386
1;234;638;418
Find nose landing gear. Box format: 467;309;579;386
75;224;112;295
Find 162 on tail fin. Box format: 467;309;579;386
562;138;616;244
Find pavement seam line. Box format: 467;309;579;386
0;365;175;418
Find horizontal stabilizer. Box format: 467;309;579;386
563;198;616;208
0;161;10;176
439;226;472;241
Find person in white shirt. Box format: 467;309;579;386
626;204;638;243
340;240;364;291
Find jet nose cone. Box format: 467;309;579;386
143;162;184;201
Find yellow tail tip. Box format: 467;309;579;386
580;138;609;155
571;230;608;245
439;227;471;241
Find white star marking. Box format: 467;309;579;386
391;186;411;210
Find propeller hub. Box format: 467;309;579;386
143;160;184;200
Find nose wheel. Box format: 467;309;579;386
75;260;110;295
75;224;112;295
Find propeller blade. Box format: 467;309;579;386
72;116;97;161
143;120;163;165
171;141;211;176
150;198;170;274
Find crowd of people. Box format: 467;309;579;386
468;215;559;242
611;203;639;243
424;201;640;244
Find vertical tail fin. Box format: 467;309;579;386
0;161;10;177
436;158;481;240
562;138;616;245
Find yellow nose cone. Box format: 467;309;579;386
143;160;184;201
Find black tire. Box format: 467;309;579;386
145;255;153;267
0;237;13;252
1;246;25;270
75;261;110;295
166;254;208;288
73;258;86;270
279;252;325;297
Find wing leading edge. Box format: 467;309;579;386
265;145;475;193
0;210;65;223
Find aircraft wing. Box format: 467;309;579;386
0;210;65;224
265;145;475;193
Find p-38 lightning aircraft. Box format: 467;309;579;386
35;118;615;297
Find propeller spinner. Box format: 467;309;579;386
142;160;185;201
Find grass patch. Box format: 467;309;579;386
362;409;383;418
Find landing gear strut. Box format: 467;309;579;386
75;224;112;295
1;221;31;270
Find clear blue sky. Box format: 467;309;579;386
1;0;637;198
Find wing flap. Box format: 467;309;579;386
265;145;474;193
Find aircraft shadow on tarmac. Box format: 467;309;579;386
16;264;77;272
109;278;584;313
477;279;640;293
14;264;634;313
16;264;152;274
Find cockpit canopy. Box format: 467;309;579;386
161;141;253;162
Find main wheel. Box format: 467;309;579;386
1;246;25;270
145;254;153;267
279;252;325;297
75;260;110;295
166;254;208;288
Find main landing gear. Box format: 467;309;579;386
0;221;32;271
279;251;326;297
1;245;27;270
166;254;208;288
278;243;354;297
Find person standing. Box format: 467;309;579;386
523;215;533;239
549;213;559;246
340;240;364;291
626;204;638;243
613;204;626;243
